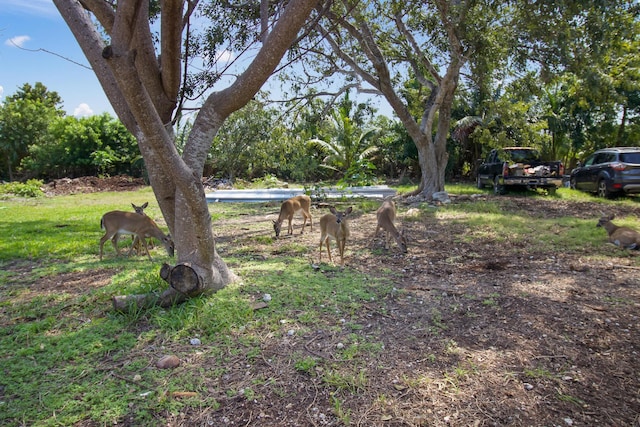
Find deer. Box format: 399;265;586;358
273;195;313;237
131;202;153;254
597;213;640;250
319;206;353;265
99;210;174;261
375;199;408;253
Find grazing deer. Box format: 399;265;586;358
319;206;353;265
273;195;313;237
375;199;407;253
597;213;640;250
99;211;174;260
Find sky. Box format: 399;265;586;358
0;0;114;117
0;0;392;120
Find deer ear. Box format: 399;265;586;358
329;206;337;214
345;206;353;214
142;202;149;209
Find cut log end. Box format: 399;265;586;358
167;263;201;295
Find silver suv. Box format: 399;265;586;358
570;147;640;198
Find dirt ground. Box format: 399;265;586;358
29;178;640;425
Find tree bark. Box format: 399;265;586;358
317;2;466;200
55;0;318;310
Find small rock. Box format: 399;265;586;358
287;329;295;336
156;355;180;369
432;191;451;204
263;293;272;302
336;342;344;349
564;417;573;426
190;338;201;346
523;382;534;390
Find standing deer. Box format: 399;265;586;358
375;199;407;253
319;206;353;265
597;213;640;250
99;211;174;260
131;202;153;254
273;195;313;237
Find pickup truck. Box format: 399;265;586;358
476;147;564;194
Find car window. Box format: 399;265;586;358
593;153;613;164
620;153;640;164
507;149;539;162
582;155;596;167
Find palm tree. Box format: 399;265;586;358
307;95;378;184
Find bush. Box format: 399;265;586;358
0;179;44;198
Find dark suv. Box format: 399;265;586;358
570;147;640;198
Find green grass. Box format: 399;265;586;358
0;182;638;426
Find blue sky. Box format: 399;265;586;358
0;1;391;120
0;0;114;117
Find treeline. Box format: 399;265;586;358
2;70;640;185
1;85;420;185
0;83;141;182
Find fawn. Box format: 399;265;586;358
375;199;407;253
319;206;353;265
597;213;640;250
99;210;174;260
273;195;313;237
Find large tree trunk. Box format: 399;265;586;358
54;0;317;310
319;4;464;201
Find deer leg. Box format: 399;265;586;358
338;237;345;264
111;234;121;256
99;233;113;261
287;217;293;235
127;236;137;257
141;237;152;260
325;240;333;263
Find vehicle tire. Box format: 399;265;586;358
493;176;505;195
597;179;610;198
476;175;484;189
570;177;577;190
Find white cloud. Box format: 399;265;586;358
0;86;4;98
5;35;30;48
73;103;94;117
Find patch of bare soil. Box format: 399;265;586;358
196;196;640;427
10;178;640;426
42;175;147;196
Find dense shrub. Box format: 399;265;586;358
0;179;44;198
